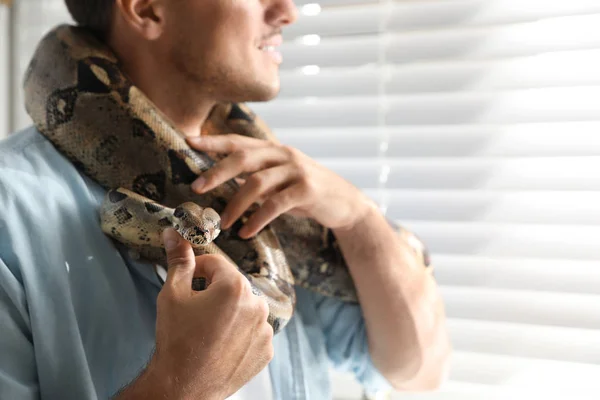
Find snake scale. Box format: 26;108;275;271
23;25;431;334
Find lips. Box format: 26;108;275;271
258;34;283;50
258;34;284;64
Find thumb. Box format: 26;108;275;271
163;228;196;296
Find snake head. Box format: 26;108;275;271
173;202;221;246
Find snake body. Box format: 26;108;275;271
101;188;222;250
24;25;431;333
99;187;296;327
23;25;362;333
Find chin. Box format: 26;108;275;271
239;77;281;103
258;85;280;101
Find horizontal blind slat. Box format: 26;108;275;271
399;221;600;259
280;14;600;68
275;122;600;157
252;87;600;127
431;254;600;295
318;158;600;191
278;50;600;97
448;319;600;364
380;190;600;224
287;0;600;38
449;351;600;388
440;286;600;329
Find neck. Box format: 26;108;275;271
108;37;213;138
126;62;214;138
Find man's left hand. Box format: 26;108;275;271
186;134;374;239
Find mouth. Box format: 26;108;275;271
258;35;283;64
258;45;278;52
258;33;283;49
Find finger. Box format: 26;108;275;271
163;234;239;298
162;228;197;298
191;254;240;287
186;134;268;154
239;185;302;238
221;165;294;229
192;146;289;194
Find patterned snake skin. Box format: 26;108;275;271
23;25;431;334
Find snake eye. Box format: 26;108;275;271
174;206;185;218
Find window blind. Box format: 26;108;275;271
9;1;600;399
247;0;600;398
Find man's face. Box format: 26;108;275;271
159;0;298;103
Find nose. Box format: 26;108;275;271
266;0;299;27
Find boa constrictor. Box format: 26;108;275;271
23;25;431;333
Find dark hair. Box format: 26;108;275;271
64;0;115;37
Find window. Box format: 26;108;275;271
249;0;600;398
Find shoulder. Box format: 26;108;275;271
0;126;54;161
0;127;105;267
0;128;59;280
0;126;72;190
0;125;93;192
0;127;55;225
0;126;89;216
0;125;105;218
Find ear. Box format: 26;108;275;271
113;0;166;40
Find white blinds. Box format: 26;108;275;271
9;0;600;399
247;0;600;398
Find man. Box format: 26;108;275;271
0;0;450;398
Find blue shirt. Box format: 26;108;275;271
0;127;393;399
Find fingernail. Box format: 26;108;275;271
163;228;180;250
192;176;206;192
220;212;230;229
187;136;202;144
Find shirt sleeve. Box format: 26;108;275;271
309;289;394;394
0;257;40;399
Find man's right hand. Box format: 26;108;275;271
114;228;274;400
